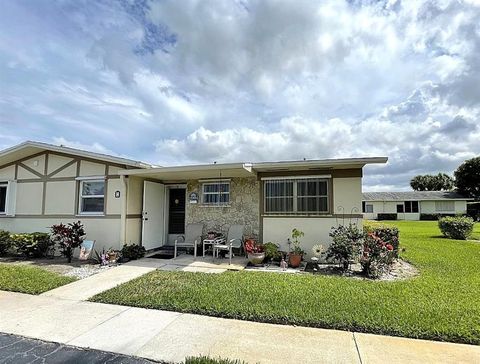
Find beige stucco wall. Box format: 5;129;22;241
126;218;142;244
47;155;73;174
127;176;143;215
262;176;363;252
0;165;15;180
332;177;362;214
80;160;106;176
263;217;363;253
185;177;260;237
45;181;76;214
0;217;122;252
106;178;123;215
16;182;43;214
17;165;41;180
0;151;144;253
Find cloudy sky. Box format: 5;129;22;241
1;0;479;191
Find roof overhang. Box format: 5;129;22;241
0;141;151;169
252;157;388;172
119;157;388;181
119;163;254;181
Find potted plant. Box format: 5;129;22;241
288;228;305;268
244;239;265;265
263;242;282;263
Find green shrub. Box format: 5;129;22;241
263;242;282;262
438;216;474;240
325;224;363;270
361;231;396;278
121;244;146;260
377;213;397;221
420;213;457;221
11;232;54;258
185;356;247;364
0;230;12;256
363;222;400;257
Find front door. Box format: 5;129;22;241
167;188;186;244
142;181;165;250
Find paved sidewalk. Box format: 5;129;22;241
1;290;479;364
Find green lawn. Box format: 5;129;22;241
91;221;480;345
0;263;76;294
471;221;480;240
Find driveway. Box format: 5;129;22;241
0;332;159;364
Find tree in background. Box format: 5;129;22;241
410;173;454;191
454;157;480;201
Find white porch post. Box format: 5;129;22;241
120;175;128;244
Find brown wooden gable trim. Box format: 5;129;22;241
0;151;47;170
17;162;45;179
47;158;77;178
42;153;49;215
0;149;134;172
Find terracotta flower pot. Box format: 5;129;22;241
248;252;265;265
289;253;302;268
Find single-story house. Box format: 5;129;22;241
362;191;473;220
0;141;387;253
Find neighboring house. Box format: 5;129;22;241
362;191;473;221
0;141;387;253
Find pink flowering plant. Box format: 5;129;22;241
361;231;395;278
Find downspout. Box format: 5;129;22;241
120;175;128;244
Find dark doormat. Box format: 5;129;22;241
149;253;174;259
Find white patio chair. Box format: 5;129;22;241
213;224;245;265
174;223;203;259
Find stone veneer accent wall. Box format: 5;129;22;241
185;177;260;238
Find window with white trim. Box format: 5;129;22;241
79;180;105;214
0;183;7;214
201;181;230;205
435;200;454;212
264;178;329;215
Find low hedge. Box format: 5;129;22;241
121;244;146;260
0;230;12;256
420;213;457;221
10;232;54;258
438;216;474;240
377;213;397;221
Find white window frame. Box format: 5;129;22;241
0;182;7;215
201;180;230;206
365;204;373;213
78;178;105;215
263;177;330;215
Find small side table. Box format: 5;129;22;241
202;239;218;257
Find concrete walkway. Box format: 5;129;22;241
1;291;479;364
41;256;242;301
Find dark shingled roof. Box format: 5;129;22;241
362;191;472;201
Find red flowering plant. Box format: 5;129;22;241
50;221;86;263
361;231;396;278
244;240;264;254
